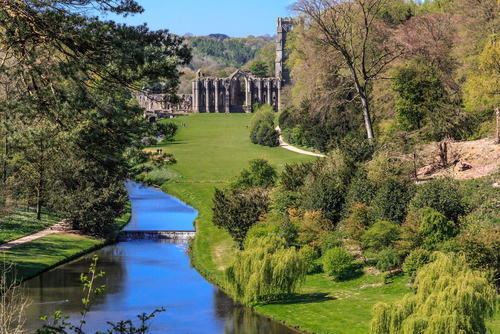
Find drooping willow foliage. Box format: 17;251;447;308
370;252;497;334
224;235;308;304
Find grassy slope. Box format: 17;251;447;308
149;113;498;333
0;207;60;244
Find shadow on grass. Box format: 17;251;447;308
262;293;335;306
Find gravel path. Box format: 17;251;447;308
0;220;80;251
276;126;326;158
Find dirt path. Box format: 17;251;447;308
276;126;326;158
0;220;83;251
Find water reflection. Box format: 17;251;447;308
19;182;298;333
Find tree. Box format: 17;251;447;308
212;187;269;249
362;220;400;254
290;0;405;140
228;158;278;190
370;252;497;334
249;61;268;78
420;207;457;250
224;235;308;304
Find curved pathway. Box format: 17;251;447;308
276;126;326;157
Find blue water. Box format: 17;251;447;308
21;181;298;333
124;181;198;231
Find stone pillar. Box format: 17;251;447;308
245;79;252;113
267;81;272;105
277;80;282;112
257;79;263;107
205;80;210;113
214;80;220;113
225;81;231;113
192;80;199;113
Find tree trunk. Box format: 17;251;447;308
360;93;374;140
496;107;500;144
2;131;6;185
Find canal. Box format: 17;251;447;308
20;181;298;333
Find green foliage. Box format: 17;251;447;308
362;221;401;254
322;247;354;280
370;252;497;334
295;210;334;249
420;207;457;249
224;235;308;304
154;122;178;142
300;150;355;223
299;244;321;274
376;248;401;272
212;187;269;249
396;212;424;256
319;230;344;256
269;185;297;216
255;42;276;77
292;125;305;146
250;103;279;147
402;248;432;277
392;59;444;131
190;36;257;67
409;177;465;223
372;178;414;224
280;161;314;192
344;168;377;213
244;216;281;249
344;202;373;250
229;158;278;190
249;61;268;78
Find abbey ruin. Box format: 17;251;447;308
138;17;293;119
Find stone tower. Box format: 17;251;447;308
275;17;293;84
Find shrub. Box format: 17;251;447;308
319;230;343;255
420;207;457;249
344;202;373;250
299;244;320;273
343;168;377;212
402;248;432;276
372;178;414;224
362;221;401;254
376;248;401;272
229;158;277;190
456;227;500;278
244;216;280;249
409;177;465;223
269;186;297;216
396;212;424;256
292;125;304;146
296;210;333;249
280;162;314;192
250;103;279;147
322;247;354;280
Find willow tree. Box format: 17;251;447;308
370;252;497;334
224;235;308;304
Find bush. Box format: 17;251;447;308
376;248;401;272
396;212;424;256
344;168;377;212
409;177;465;223
299;245;320;273
402;248;432;276
269;186;297;216
420;207;457;249
280;162;313;192
319;230;343;256
362;221;401;254
295;210;333;249
372;178;414;224
229;158;277;190
250;103;279;147
244;216;280;249
344;202;373;249
292;125;304;146
322;247;354;280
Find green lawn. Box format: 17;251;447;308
0;207;60;244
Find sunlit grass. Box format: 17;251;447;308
0;207;60;244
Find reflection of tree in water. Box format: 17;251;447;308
212;287;235;320
224;305;298;334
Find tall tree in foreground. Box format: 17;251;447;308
370;252;497;334
289;0;405;140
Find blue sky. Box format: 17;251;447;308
100;0;295;38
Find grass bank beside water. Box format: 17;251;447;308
2;203;131;286
0;207;60;244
